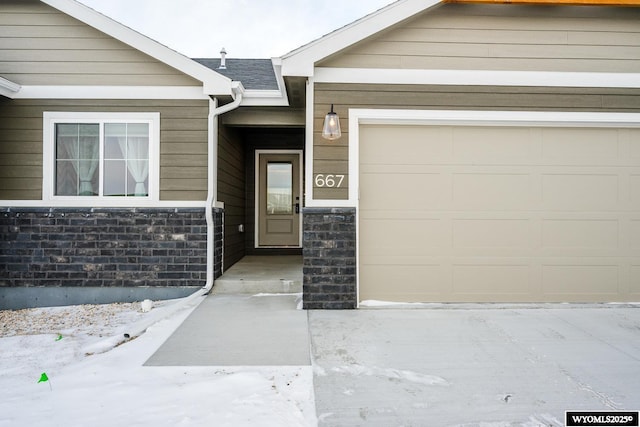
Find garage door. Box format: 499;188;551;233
359;123;640;303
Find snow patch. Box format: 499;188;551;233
313;365;327;377
360;300;429;308
0;297;317;427
454;414;562;427
331;364;448;386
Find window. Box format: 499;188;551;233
44;112;159;204
266;162;293;215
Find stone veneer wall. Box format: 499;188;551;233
0;207;222;290
302;207;357;309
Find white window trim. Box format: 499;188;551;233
43;111;160;207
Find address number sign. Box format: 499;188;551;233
314;174;345;188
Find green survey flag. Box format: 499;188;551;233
55;334;63;341
38;372;52;390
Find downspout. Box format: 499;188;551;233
203;83;244;294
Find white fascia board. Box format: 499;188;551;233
0;76;21;98
280;0;441;77
41;0;233;96
315;68;640;88
13;85;210;100
350;109;640;128
240;90;290;106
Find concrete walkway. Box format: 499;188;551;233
143;256;640;425
145;293;309;366
145;255;308;366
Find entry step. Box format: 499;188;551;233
213;278;301;294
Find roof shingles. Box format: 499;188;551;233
193;58;279;91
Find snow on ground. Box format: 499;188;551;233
0;296;316;427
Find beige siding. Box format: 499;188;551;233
0;0;200;86
312;83;640;200
319;3;640;73
218;125;246;268
0;99;209;201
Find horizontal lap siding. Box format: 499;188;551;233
0;0;199;86
313;84;640;200
319;3;640;72
218;125;246;268
0;99;209;201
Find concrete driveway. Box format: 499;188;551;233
309;305;640;426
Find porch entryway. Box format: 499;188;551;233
216;126;304;270
213;255;302;294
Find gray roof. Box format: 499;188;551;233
193;58;279;91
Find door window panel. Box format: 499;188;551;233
266;162;292;215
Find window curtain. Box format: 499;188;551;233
77;134;100;195
56;124;99;196
114;124;149;197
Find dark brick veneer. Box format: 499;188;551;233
0;207;222;288
302;207;357;309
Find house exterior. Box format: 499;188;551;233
0;0;302;308
2;0;640;309
282;0;640;308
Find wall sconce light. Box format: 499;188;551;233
321;104;342;140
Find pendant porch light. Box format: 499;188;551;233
321;104;342;140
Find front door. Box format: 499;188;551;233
256;151;302;247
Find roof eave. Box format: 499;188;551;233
280;0;442;77
41;0;234;96
0;76;21;98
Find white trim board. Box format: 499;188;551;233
315;68;640;89
241;90;290;106
14;86;210;100
12;85;289;104
304;79;315;208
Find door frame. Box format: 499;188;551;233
254;149;304;248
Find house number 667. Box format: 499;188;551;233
314;174;345;188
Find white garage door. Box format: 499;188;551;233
359;123;640;303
